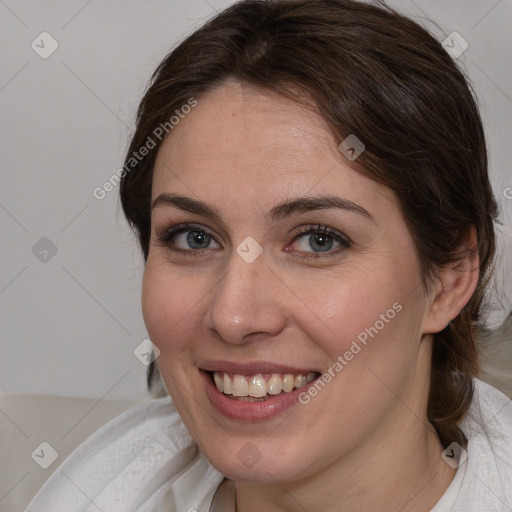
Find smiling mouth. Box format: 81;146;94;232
208;371;320;402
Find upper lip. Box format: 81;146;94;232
198;360;320;375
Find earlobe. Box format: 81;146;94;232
422;226;480;334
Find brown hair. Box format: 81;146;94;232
119;0;498;447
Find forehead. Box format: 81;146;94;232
152;81;392;218
155;82;332;168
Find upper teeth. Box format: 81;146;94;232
213;371;316;398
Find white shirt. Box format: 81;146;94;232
24;379;512;512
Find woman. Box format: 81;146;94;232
25;0;512;510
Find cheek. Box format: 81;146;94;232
141;263;205;408
287;264;427;413
141;265;168;344
141;261;201;355
292;260;419;356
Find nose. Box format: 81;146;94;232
203;250;288;345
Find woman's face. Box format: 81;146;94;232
143;81;435;483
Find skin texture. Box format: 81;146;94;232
142;81;479;511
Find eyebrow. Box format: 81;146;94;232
151;193;374;224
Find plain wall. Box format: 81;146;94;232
1;0;511;400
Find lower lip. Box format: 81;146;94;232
201;371;316;421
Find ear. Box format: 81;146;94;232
422;226;480;334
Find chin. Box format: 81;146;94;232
199;437;312;484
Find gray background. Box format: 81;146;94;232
1;0;511;400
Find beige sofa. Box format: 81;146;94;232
0;393;152;512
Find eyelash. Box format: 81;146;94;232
156;222;352;259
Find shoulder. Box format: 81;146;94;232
453;378;512;510
1;392;141;511
462;378;512;447
24;395;224;511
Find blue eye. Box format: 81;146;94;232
157;223;220;254
178;230;214;250
290;225;351;257
156;223;351;258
